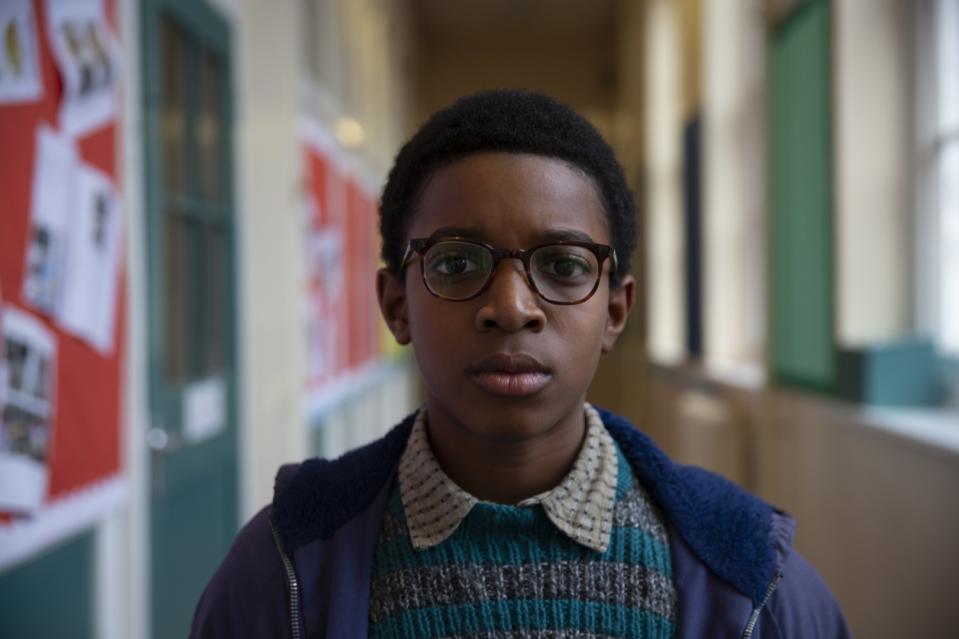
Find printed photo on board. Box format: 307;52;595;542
303;179;346;388
22;126;122;354
0;306;56;514
23;125;76;316
0;0;43;105
306;242;344;381
58;162;123;355
45;0;119;137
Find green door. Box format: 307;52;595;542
142;1;239;636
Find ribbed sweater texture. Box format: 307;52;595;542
368;446;677;638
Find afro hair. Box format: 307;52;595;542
379;89;637;286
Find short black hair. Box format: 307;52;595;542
379;89;636;286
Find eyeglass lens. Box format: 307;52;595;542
421;240;602;303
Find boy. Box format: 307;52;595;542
191;91;850;638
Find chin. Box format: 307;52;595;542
451;395;572;443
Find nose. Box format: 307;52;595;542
474;259;547;333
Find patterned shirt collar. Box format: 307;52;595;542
397;404;619;553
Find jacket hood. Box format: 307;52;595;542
272;408;788;606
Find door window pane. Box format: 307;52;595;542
162;19;188;196
202;225;229;374
164;211;192;382
197;50;223;203
158;14;233;382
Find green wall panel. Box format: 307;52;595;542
768;0;835;390
0;532;94;639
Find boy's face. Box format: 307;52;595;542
378;152;635;442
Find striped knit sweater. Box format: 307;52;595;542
367;444;677;638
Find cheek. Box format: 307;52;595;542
406;294;470;370
548;298;609;340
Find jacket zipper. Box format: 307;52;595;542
270;522;303;639
741;571;783;639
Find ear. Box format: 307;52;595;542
377;267;411;345
602;274;635;353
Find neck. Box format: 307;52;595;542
423;400;587;504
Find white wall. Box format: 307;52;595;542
702;0;767;376
834;0;913;345
100;1;150;636
644;0;686;365
237;0;309;518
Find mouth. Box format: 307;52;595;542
467;353;553;398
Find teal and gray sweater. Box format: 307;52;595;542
368;445;677;638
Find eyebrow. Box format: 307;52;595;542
426;226;597;244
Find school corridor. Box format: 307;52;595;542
0;0;957;637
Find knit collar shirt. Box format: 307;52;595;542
397;403;620;553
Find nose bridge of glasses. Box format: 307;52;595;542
488;250;537;293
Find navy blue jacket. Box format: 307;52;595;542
191;409;851;638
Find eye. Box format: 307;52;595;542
549;257;588;278
535;249;594;280
433;254;473;275
426;247;486;277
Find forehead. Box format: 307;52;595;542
408;152;610;245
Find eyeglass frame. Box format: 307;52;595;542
400;236;619;305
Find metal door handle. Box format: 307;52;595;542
147;427;185;453
148;425;184;496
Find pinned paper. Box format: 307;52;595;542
22;125;123;355
0;306;56;514
183;377;226;444
45;0;120;137
58;164;123;355
22;125;76;316
303;188;345;383
0;0;43;104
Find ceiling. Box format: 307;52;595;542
410;0;618;45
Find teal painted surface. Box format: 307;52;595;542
942;357;959;382
837;339;941;406
0;532;94;639
768;0;835;391
943;358;959;408
150;460;238;639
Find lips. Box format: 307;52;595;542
468;353;553;397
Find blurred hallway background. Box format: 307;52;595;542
1;0;957;637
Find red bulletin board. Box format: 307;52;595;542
345;176;378;368
301;119;385;415
0;0;125;569
303;143;347;389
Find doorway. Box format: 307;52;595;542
142;0;238;636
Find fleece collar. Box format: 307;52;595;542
596;408;780;605
272;408;783;605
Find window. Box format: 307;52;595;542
918;0;959;357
